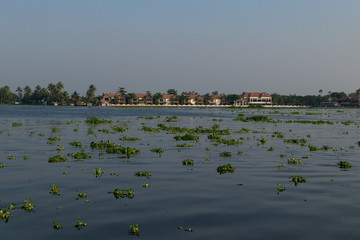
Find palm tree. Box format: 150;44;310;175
16;86;23;101
86;84;97;104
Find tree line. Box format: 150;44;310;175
0;83;354;106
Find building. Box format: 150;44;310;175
130;94;153;105
100;93;126;106
158;94;179;105
208;95;225;105
234;92;272;106
183;94;204;105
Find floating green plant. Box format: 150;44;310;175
220;151;232;157
143;184;150;188
106;146;140;155
73;152;91;159
174;134;199;141
134;171;151;178
287;158;302;164
76;192;87;200
277;184;286;194
176;143;194;147
93;168;104;178
48;137;61;141
69;141;82;147
112;125;127;132
53;222;63;230
74;217;87;230
12;122;22;127
0;209;12;222
56;146;64;151
291;176;307;186
90;140;117;149
259;138;267;144
338;161;352;169
7;154;15;160
50;184;60;195
21;198;35;212
268;146;274;151
217;164;235;174
151;147;164;153
52;127;59;132
23;155;29;160
237;150;243;155
205;147;211;151
164;116;179;122
119;135;141;141
112;188;135;199
85;116;112;125
129;224;140;235
182;159;194;166
48;155;68;163
284;138;307;145
0;163;3;168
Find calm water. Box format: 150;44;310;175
0;106;359;239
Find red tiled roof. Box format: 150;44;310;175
161;94;177;99
102;93;125;98
210;95;224;99
135;94;152;99
242;92;271;98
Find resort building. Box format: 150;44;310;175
209;95;225;105
158;94;179;105
183;94;204;105
130;94;153;105
234;92;272;106
100;93;126;106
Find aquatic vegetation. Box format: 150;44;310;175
0;163;3;168
217;164;235;174
48;137;61;141
182;159;194;166
246;115;275;122
237;150;243;155
287;158;301;164
87;128;94;135
277;184;286;194
76;192;87;200
176;143;194;147
143;184;150;188
174;134;199;141
268;146;274;151
112;188;135;199
220;151;232;157
21;198;35;212
50;184;60;195
69;141;82;147
205;147;211;151
119;135;141;141
142;125;160;132
74;217;87;230
129;224;140;235
259;137;267;144
73;152;91;159
112;125;127;132
12;122;22;127
285;120;333;125
309;145;320;151
7;154;15;160
338;161;352;169
56;146;64;151
151;147;164;153
23;155;29;160
284;138;307;145
164;116;179;122
48;155;68;163
98;128;110;133
93;168;104;178
52;127;59;132
291;176;307;186
85;116;112;125
90;140;117;149
106;146;140;155
357;141;360;147
134;171;151;178
0;209;12;222
53;222;63;230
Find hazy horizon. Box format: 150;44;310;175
1;0;359;96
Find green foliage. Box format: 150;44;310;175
90;140;116;149
287;158;302;164
93;168;104;178
112;188;135;199
50;184;60;195
69;141;82;147
182;159;194;166
85;117;112;125
73;152;91;159
52;127;59;132
0;209;12;222
219;151;232;157
176;143;194;147
217;164;235;174
151;147;164;153
12;122;22;127
112;125;127;132
174;134;199;141
134;171;151;178
284;138;307;145
21;198;35;212
48;137;61;141
338;161;352;169
53;222;63;230
74;217;87;230
48;155;68;163
291;176;307;186
129;224;140;235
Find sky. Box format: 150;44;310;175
1;0;360;96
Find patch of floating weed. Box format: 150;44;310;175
205;147;211;151
150;147;164;153
74;217;87;230
85;117;112;125
287;158;302;164
129;224;140;235
220;152;232;157
277;184;286;194
119;135;141;141
217;164;235;174
141;126;160;132
112;188;135;199
21;198;35;212
285;120;333;125
143;184;150;188
87;129;94;135
7;154;15;160
112;125;127;132
38;132;44;136
106;146;140;155
90;140;116;149
76;192;87;200
259;138;267;144
12;122;22;127
73;152;91;159
164;116;179;122
69;141;82;148
52;127;59;132
177;143;194;147
0;209;12;223
284;138;307;145
182;159;194;166
48;137;61;141
338;161;351;169
50;184;60;195
53;222;63;230
48;155;68;163
134;171;151;178
291;176;307;186
174;134;199;141
93;168;104;178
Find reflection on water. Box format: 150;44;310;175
0;106;359;240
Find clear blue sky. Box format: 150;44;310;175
1;0;359;95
